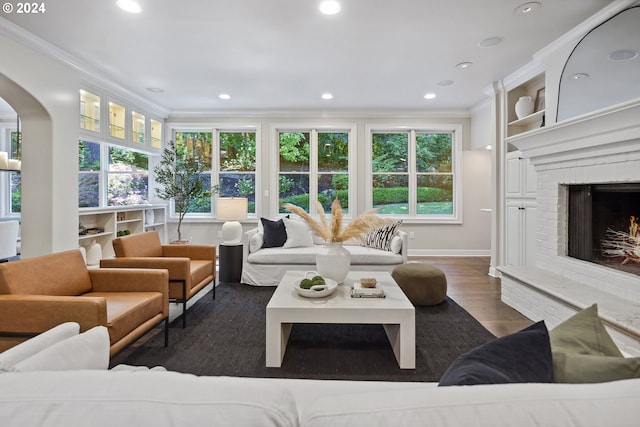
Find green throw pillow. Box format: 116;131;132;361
549;304;622;357
549;304;640;383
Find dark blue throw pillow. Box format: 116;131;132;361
261;217;288;248
438;321;553;386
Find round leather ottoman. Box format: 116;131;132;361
391;263;447;306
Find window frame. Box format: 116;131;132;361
167;124;261;220
365;123;463;224
270;123;357;218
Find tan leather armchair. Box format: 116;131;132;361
100;231;216;328
0;249;169;356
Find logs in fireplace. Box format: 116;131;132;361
568;183;640;276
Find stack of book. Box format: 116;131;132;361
351;281;385;298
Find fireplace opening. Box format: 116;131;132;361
568;183;640;276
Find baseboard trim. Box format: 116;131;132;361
408;249;491;257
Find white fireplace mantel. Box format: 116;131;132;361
507;98;640;167
498;97;640;356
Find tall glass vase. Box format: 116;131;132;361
316;241;351;284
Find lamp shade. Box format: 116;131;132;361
217;197;248;221
218;197;248;245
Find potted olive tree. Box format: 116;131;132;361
154;140;216;243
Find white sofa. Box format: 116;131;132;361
241;227;408;286
1;370;639;426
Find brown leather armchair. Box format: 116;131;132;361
100;231;216;328
0;249;169;356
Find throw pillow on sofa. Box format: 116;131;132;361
364;220;402;251
549;304;640;383
282;217;314;248
438;321;553;386
261;217;288;248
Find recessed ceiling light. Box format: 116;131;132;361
570;73;589;80
608;49;638;62
479;36;504;48
319;1;341;15
424;93;436;100
514;2;541;16
455;62;473;70
436;80;454;87
146;87;164;93
219;93;231;100
321;93;333;100
117;0;142;14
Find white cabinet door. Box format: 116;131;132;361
506;155;522;197
524;159;537;198
505;203;537;266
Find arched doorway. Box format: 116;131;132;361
0;73;58;257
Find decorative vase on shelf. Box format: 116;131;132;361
315;241;351;284
515;96;534;119
145;209;155;226
85;239;102;267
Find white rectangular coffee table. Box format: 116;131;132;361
265;270;415;369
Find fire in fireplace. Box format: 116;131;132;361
567;183;640;276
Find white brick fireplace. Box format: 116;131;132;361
498;99;640;355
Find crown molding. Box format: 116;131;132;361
0;18;170;118
167;108;472;120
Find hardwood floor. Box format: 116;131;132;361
409;256;533;337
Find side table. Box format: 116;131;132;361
219;244;243;283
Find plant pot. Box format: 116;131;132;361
316;241;351;284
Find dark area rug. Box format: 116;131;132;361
113;283;496;382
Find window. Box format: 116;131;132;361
219;131;257;214
9;130;21;214
174;131;213;214
107;147;149;205
131;111;145;144
79;141;149;208
368;125;461;221
276;127;352;214
79;140;100;208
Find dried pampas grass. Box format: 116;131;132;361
284;198;389;243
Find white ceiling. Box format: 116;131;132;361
1;0;614;115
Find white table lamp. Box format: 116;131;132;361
217;197;248;245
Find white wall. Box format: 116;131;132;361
0;32;80;257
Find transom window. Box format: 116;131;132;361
275;127;353;215
367;125;461;222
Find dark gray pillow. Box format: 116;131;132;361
439;321;553;386
261;217;287;248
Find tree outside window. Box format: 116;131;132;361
219;131;256;214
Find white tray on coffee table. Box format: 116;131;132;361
266;270;415;369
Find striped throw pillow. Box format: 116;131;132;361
364;221;402;251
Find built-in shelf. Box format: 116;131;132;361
0;169;20;173
508;109;545;127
